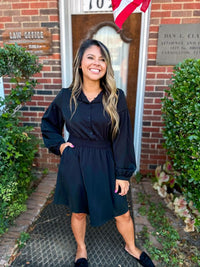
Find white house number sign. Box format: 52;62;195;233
84;0;112;12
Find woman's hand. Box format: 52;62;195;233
115;179;130;196
59;142;74;155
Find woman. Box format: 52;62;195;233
41;39;155;267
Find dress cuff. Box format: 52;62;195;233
116;176;130;181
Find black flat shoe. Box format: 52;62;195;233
136;251;155;267
74;258;88;267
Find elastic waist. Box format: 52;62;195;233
68;136;111;149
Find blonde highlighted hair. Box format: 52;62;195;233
69;39;119;139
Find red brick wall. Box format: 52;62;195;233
0;0;61;172
140;0;200;174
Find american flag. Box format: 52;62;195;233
112;0;151;29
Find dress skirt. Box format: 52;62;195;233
54;136;129;227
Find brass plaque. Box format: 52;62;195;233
2;28;52;55
156;24;200;65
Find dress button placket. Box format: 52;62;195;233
89;103;93;136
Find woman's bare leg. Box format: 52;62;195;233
115;211;142;259
71;213;87;261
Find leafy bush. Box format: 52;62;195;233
0;44;42;235
162;59;200;212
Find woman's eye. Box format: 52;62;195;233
87;56;105;62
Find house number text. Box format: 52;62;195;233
84;0;112;12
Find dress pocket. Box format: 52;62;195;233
62;146;70;155
60;146;70;161
61;145;76;163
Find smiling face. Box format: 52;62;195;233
80;45;107;84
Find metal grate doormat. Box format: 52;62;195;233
11;191;139;267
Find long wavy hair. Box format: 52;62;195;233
69;39;119;139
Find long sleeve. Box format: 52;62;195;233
41;90;65;155
112;89;136;181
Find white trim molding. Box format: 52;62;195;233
59;0;73;88
0;77;4;99
134;8;151;171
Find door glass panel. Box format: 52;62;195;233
93;26;130;95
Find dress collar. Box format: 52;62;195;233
78;90;103;103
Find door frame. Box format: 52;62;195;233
59;0;151;172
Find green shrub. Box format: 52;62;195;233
0;44;42;235
0;43;42;113
162;59;200;212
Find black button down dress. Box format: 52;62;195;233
41;88;136;226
